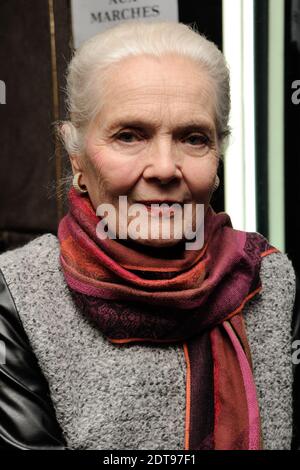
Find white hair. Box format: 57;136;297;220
59;20;231;156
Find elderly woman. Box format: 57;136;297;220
0;21;295;450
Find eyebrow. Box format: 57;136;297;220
105;118;215;136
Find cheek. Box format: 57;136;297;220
184;158;218;197
88;150;141;195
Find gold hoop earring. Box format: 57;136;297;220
73;172;88;194
213;175;220;192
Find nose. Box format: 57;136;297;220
142;136;182;184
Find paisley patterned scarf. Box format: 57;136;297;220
58;186;278;450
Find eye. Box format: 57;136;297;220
184;133;210;146
116;130;142;143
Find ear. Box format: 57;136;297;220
69;153;83;175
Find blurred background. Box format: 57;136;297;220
0;0;299;276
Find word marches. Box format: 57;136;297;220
0;80;6;105
91;0;159;24
96;197;204;250
292;80;300;105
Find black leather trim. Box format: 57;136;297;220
292;275;300;450
0;269;67;449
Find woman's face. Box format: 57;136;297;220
70;54;219;248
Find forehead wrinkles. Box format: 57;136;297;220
103;82;215;117
101;53;216;107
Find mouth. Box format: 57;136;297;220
134;200;186;217
135;200;185;206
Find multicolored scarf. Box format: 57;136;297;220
58;186;279;450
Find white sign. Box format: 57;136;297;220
71;0;179;49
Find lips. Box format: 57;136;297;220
134;200;185;217
136;200;184;205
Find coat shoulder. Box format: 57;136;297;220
0;233;60;283
260;251;296;296
0;232;59;264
